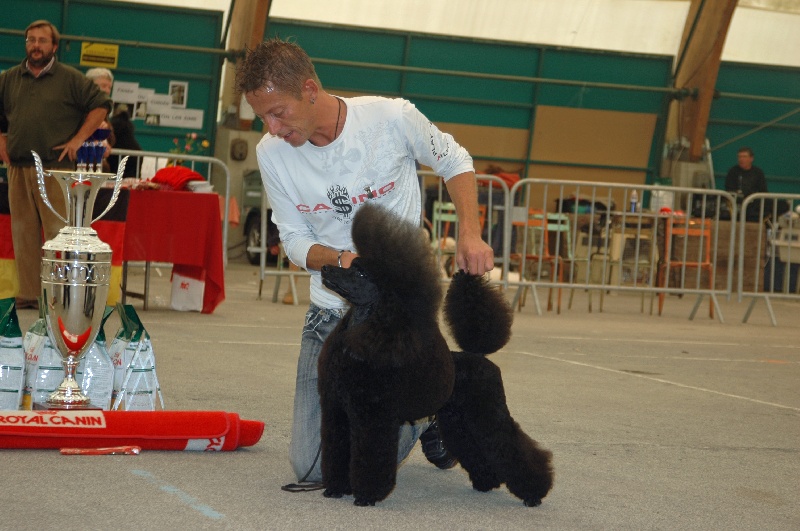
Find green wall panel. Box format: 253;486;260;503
1;0;223;155
269;22;407;65
709;61;800;193
268;19;674;177
269;22;407;94
269;21;672;128
537;49;671;113
413;98;532;130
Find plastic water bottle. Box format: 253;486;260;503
630;190;638;213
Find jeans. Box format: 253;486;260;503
289;304;429;482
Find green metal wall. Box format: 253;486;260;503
0;0;223;154
269;19;800;192
709;62;800;194
268;19;675;180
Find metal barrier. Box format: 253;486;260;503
420;171;511;280
112;148;231;265
250;171;511;303
503;178;737;321
253;189;311;305
249;170;757;324
737;193;800;326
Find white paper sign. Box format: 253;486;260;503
159;108;204;129
137;88;154;103
147;94;173;115
111;81;139;104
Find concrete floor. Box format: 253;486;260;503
4;257;799;530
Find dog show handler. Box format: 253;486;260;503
236;38;494;484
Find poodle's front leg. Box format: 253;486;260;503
348;407;400;506
321;401;352;498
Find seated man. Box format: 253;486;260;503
724;147;767;222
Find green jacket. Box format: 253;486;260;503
0;59;112;167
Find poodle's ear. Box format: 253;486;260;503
444;271;513;354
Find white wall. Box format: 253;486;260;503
111;1;800;68
270;0;800;68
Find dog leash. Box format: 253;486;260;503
281;444;324;493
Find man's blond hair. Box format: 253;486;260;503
235;37;321;98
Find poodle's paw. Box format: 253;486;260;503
353;497;377;507
322;487;353;498
471;477;502;492
523;497;542;507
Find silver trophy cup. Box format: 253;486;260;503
33;150;128;409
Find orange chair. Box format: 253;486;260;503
658;217;715;318
509;208;564;313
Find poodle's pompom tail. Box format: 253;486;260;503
444;271;513;355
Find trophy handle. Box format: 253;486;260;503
32;151;69;225
92;155;128;223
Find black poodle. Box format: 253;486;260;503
439;271;554;507
318;203;553;507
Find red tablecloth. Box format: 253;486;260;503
124;189;225;314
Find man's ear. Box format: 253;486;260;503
302;79;319;103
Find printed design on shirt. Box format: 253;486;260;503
327;184;354;220
355;119;406;186
428;121;450;161
320;143;361;176
294;181;397;223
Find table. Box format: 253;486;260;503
123;189;225;314
0;184;224;313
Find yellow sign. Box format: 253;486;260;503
80;42;119;69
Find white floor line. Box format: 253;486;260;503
180;340;300;347
512;350;800;413
143;322;297;330
537;335;740;346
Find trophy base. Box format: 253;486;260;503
33;402;101;410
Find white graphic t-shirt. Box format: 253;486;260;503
256;96;474;309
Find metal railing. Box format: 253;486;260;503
112;148;231;265
501;179;736;321
253;190;311;305
737;193;800;326
420;171;511;280
247;170;800;326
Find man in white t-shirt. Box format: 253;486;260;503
236;38;494;486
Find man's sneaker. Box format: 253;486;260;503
420;420;458;469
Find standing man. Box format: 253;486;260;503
0;20;111;310
236;38;494;485
724;146;768;222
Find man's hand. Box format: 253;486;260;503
54;136;84;162
456;233;494;276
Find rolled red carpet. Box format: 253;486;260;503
0;410;264;451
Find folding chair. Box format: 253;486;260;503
509;209;567;313
658;217;715;318
429;201;486;277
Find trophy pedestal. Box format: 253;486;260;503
33;402;101;410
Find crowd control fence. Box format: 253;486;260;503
111;148;231;309
737;192;800;326
112;148;231;264
501;179;737;322
250;170;800;326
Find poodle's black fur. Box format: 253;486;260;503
440;272;554;507
318;204;454;506
318;204;553;507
